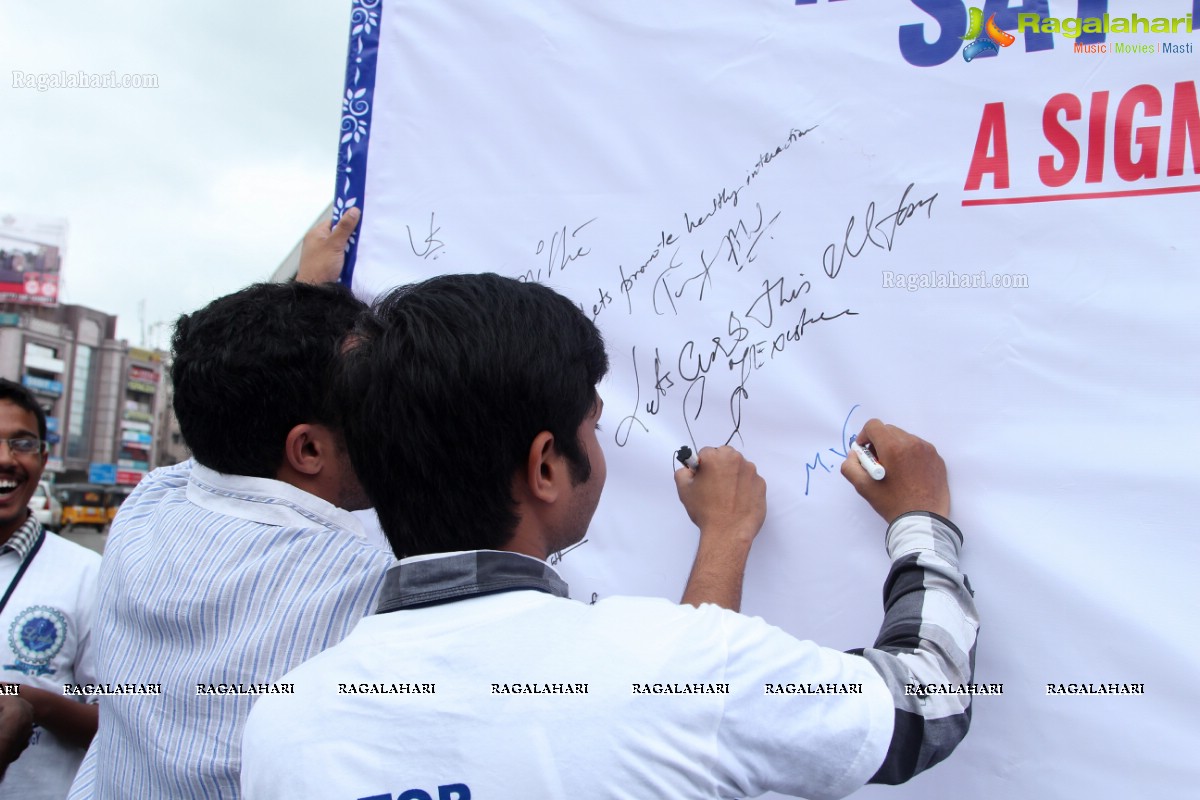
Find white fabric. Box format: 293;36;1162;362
0;531;100;800
67;461;394;799
342;3;1200;795
241;583;894;800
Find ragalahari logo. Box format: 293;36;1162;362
962;8;1016;62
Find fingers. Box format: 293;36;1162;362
839;444;871;491
674;445;767;547
841;419;950;524
330;207;362;250
673;465;693;494
852;417;887;452
296;208;362;285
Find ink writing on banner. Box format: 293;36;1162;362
407;212;446;261
520;217;598;283
586;126;817;326
617;296;860;451
823;183;938;280
802;404;867;496
549;539;589;566
593;132;950;454
614;345;678;447
498;127;933;468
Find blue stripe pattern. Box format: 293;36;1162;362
67;461;393;799
335;0;384;286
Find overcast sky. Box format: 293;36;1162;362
1;0;351;345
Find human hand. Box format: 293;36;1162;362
841;419;950;524
0;695;34;777
296;207;361;284
674;445;767;551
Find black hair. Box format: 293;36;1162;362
0;378;47;440
340;273;608;557
170;281;365;478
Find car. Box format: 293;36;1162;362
29;480;62;532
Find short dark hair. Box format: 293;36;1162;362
340;273;608;557
170;281;365;478
0;379;47;440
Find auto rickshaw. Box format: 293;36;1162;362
104;486;133;525
55;484;109;530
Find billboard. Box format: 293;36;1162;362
0;213;67;306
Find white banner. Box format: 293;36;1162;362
340;2;1200;796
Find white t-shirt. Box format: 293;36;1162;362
242;586;893;799
0;531;100;800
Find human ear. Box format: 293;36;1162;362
523;431;564;504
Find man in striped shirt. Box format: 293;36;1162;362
68;214;396;799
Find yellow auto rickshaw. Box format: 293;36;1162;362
104;487;133;525
55;484;109;529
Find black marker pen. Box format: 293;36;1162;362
675;445;699;470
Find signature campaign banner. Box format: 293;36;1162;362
335;2;1199;796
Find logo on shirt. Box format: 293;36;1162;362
5;605;68;677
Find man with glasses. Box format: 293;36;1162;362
0;378;99;799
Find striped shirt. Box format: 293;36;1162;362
66;461;394;799
855;511;978;783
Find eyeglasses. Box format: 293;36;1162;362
0;437;47;455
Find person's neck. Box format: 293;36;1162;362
500;528;550;561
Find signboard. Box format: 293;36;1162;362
115;469;145;486
128;366;160;383
21;374;63;397
0;213;66;306
127;347;161;363
88;463;118;485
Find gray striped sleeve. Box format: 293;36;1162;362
848;511;979;785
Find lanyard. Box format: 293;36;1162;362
0;528;46;618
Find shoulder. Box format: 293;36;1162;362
591;596;839;668
38;530;101;575
113;460;192;513
137;460;193;494
592;594;752;632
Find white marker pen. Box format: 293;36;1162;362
850;441;886;480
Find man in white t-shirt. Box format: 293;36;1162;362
0;379;100;800
241;274;978;799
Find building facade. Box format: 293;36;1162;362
0;302;182;486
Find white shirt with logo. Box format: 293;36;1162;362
0;530;100;800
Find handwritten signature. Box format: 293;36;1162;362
802;404;864;496
407;212;445;260
823;183;937;280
